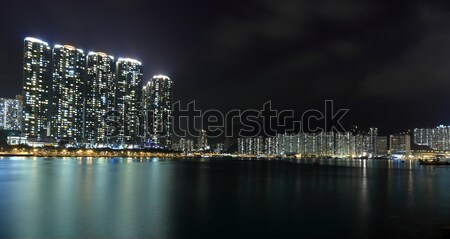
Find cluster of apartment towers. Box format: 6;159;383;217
237;128;413;158
22;37;173;148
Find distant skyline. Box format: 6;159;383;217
1;0;450;133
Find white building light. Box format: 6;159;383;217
24;37;49;46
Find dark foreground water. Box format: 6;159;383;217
0;157;449;239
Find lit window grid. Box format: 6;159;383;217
22;38;51;139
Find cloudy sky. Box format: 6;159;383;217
1;0;450;133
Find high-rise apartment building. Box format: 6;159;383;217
389;134;411;155
432;125;450;150
115;58;143;146
22;37;52;139
413;126;450;150
413;128;433;146
369;127;378;156
84;52;116;145
375;136;388;156
21;37;150;147
0;98;23;131
335;132;351;156
51;44;86;141
142;75;173;148
197;129;209;151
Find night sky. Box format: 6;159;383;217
1;0;450;134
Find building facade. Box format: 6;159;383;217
84;52;116;145
389;134;411;155
22;37;52;139
20;37;155;148
413;126;450;151
413;128;433;146
375;136;388;156
197;130;209;151
0;98;23;131
369;127;378;156
51;44;86;141
115;58;143;146
237;129;383;158
142;75;173;149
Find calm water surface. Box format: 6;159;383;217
0;157;449;238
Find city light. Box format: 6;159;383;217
24;37;48;46
117;57;141;65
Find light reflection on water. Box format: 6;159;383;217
0;157;449;238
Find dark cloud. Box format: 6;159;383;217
1;0;450;132
359;2;450;98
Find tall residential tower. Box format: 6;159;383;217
22;37;52;139
142;75;173;149
115;58;143;146
51;44;86;141
84;52;116;145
